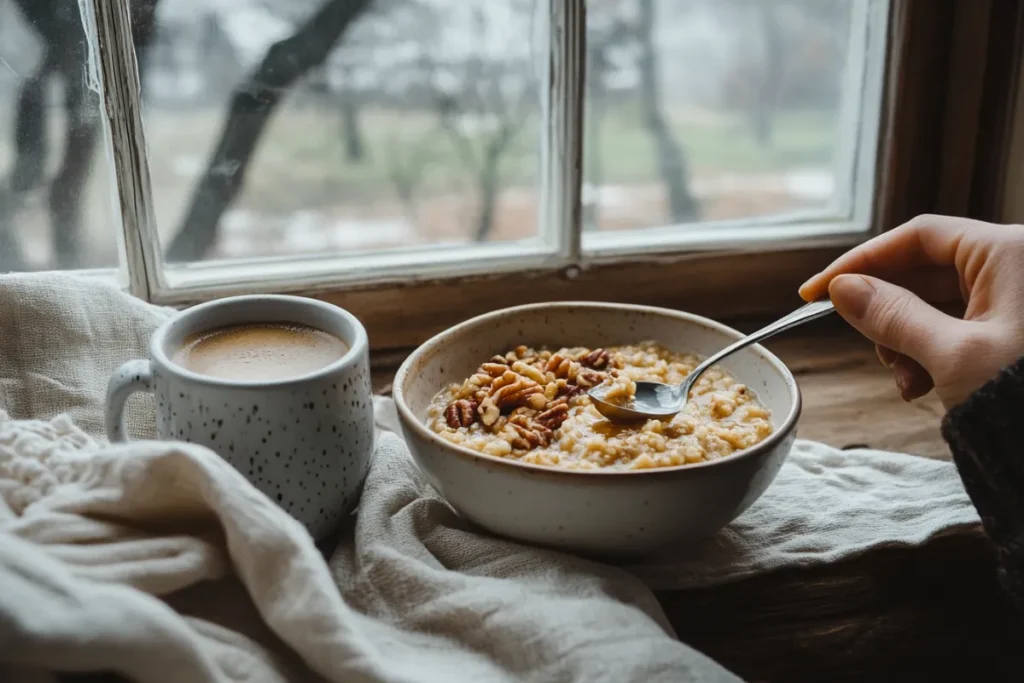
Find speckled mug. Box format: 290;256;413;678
105;294;375;540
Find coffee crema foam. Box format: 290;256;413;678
172;323;348;381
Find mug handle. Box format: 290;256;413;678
105;359;154;443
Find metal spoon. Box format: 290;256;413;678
588;299;836;422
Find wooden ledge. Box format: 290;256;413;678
658;527;1019;682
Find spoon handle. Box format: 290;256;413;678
684;299;836;392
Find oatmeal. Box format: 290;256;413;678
426;342;774;471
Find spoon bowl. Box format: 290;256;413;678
589;380;682;421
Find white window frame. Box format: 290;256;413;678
84;0;890;305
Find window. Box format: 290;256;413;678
0;0;123;275
147;1;546;277
0;0;1017;350
581;0;884;259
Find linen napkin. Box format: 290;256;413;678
371;396;981;590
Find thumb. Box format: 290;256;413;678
828;274;960;368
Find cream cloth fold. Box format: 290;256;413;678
370;398;980;590
0;273;979;682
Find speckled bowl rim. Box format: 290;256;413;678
151;294;369;389
394;301;802;479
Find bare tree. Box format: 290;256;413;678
636;0;699;223
166;0;374;262
433;81;533;241
585;0;701;226
382;128;437;231
338;81;367;162
0;0;161;271
379;47;445;231
419;4;537;242
583;6;636;231
752;3;784;146
322;0;434;166
582;32;610;231
722;0;849;146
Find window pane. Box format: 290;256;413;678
0;0;121;271
583;0;861;234
142;0;544;265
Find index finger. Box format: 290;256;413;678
799;214;989;301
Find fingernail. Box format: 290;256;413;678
797;279;815;299
876;345;898;369
893;364;914;400
829;275;875;320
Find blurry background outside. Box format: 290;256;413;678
0;0;853;271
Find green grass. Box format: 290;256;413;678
588;105;836;182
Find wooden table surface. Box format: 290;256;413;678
374;319;1020;682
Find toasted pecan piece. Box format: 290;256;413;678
574;369;606;388
445;399;478;428
545;354;573;379
492;380;544;410
580;348;610;369
536;402;570;430
481;362;510;377
509;417;553;449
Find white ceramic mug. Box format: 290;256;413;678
105;294;375;540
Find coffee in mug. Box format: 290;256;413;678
172;323;349;381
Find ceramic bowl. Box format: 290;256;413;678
393;302;800;558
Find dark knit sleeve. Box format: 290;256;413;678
941;357;1024;612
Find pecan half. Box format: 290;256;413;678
456;372;493;399
526;392;548;409
492;379;544;410
490;370;520;393
445;399;478;428
536;402;570;430
546;395;569;409
509;416;553;449
548;356;581;382
470;372;494;387
575;369;606;388
481;362;511;377
542;381;560;400
580;348;610;369
511;360;546;385
545;354;573;378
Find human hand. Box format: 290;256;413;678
799;215;1024;410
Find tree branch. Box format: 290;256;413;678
383;125;438;229
167;0;373;262
636;0;699;223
